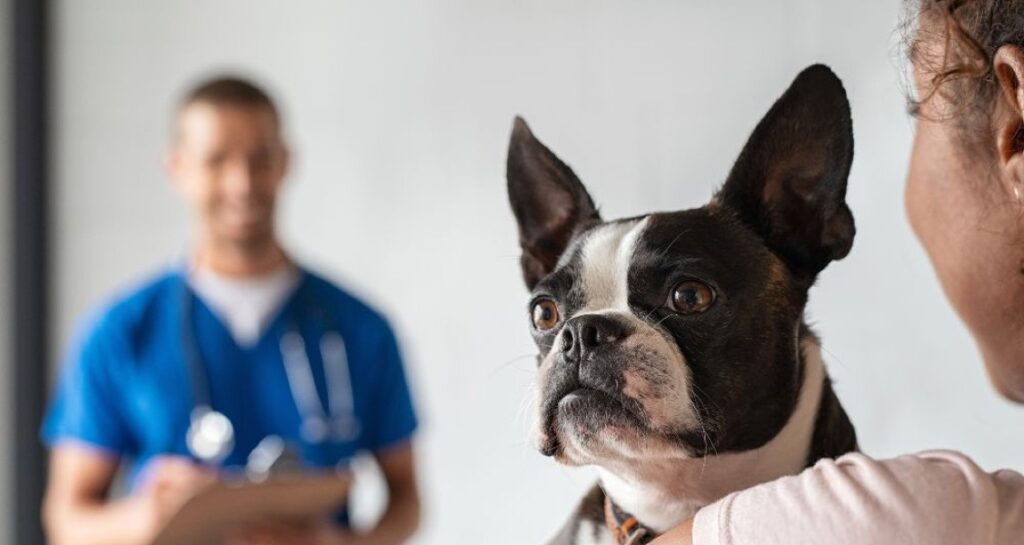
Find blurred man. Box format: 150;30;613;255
41;77;420;545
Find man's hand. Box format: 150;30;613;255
650;517;694;545
43;446;217;545
227;442;420;545
127;455;218;541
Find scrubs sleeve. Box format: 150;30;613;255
41;317;135;455
363;324;418;452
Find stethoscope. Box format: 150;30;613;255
181;278;361;465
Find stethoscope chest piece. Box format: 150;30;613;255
187;405;235;464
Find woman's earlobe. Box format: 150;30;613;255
1010;165;1024;207
998;125;1024;204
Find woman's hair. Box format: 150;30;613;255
906;0;1024;137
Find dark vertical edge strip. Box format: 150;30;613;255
12;0;50;542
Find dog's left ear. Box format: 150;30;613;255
507;117;601;289
717;64;855;281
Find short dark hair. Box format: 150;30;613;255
176;75;281;129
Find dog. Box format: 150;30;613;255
506;64;859;545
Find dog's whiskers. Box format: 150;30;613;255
489;352;540;377
687;382;720;467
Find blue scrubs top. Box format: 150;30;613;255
42;266;418;511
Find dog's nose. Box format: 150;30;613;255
561;314;628;361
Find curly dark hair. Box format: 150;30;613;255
906;0;1024;136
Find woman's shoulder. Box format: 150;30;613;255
694;449;1024;545
828;449;1022;476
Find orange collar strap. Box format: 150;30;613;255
603;494;657;545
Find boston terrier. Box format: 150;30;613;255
506;65;859;545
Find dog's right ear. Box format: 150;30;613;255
716;65;855;282
507;117;601;289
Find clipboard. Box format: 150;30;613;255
150;473;351;545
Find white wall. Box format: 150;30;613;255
53;1;1023;544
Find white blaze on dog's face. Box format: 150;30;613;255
533;218;701;465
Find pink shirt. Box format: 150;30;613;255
693;451;1024;545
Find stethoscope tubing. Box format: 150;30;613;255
181;275;360;463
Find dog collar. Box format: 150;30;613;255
603;494;658;545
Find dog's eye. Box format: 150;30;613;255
668;281;715;314
531;299;560;331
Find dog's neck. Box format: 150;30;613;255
596;337;825;533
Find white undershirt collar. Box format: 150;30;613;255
186;264;302;347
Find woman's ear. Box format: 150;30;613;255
993;45;1024;201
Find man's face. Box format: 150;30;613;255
168;102;288;248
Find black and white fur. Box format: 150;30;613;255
506;65;859;545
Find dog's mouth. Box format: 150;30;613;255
539;385;647;457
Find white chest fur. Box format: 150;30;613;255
596;338;826;532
